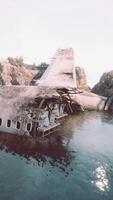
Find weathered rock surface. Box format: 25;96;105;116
92;70;113;97
75;66;89;91
0;57;38;85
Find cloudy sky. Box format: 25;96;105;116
0;0;113;86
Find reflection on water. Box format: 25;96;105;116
92;165;109;192
0;133;75;176
0;111;113;200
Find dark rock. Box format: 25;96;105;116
92;70;113;97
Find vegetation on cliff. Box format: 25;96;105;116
92;70;113;97
0;58;48;86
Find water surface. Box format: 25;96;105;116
0;111;113;200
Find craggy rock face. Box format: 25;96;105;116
75;66;89;91
0;57;38;85
92;71;113;97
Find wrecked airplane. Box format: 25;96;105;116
0;48;112;138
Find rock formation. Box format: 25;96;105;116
0;57;38;85
75;66;89;91
92;70;113;97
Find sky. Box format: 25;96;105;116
0;0;113;86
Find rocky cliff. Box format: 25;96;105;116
92;70;113;97
0;57;39;85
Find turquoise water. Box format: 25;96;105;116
0;111;113;200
